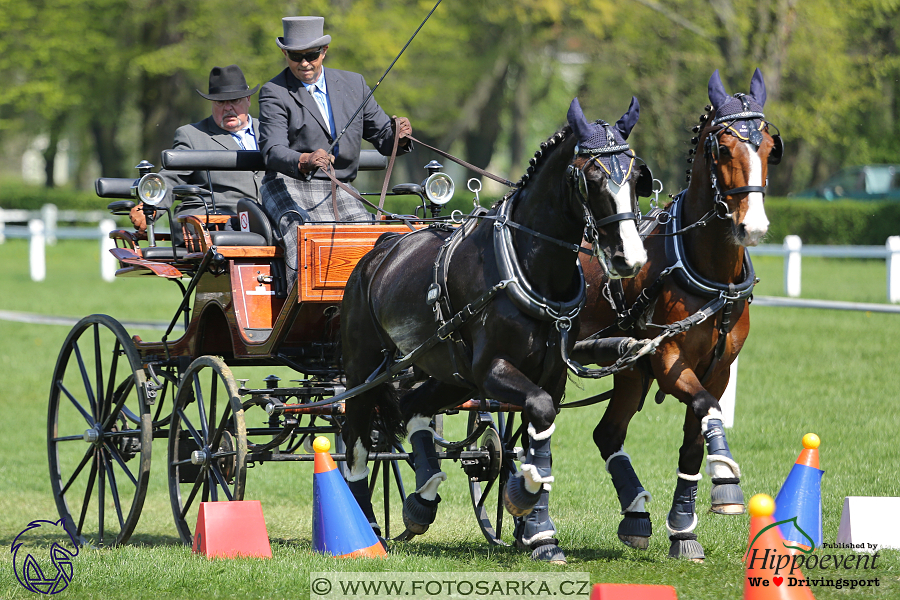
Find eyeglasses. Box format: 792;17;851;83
286;48;324;63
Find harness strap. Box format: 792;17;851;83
480;211;593;256
407;135;517;188
377;116;405;217
721;185;766;196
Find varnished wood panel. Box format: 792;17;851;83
232;261;285;331
298;224;417;302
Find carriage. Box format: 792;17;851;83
47;78;779;561
47;148;522;549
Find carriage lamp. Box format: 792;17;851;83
130;161;168;247
422;160;455;217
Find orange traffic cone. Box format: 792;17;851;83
744;494;815;599
311;436;386;558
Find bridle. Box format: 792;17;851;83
565;126;653;258
702;95;783;220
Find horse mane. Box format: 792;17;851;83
668;104;715;201
493;125;574;208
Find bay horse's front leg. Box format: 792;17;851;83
593;374;653;550
482;358;566;564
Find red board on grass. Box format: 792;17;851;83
591;583;678;599
192;500;272;559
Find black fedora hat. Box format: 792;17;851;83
196;65;260;101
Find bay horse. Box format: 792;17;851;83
574;69;783;560
340;97;650;563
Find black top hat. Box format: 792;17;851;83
277;16;332;51
196;65;260;101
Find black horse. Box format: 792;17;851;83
340;97;650;563
575;69;782;560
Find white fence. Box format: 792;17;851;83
749;235;900;303
0;204;118;282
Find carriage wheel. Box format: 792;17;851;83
47;314;152;547
167;356;247;546
467;410;519;546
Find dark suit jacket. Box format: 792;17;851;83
258;67;408;182
159;116;263;214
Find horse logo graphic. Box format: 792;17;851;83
11;519;79;595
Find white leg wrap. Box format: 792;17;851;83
700;409;724;432
416;471;447;501
407;415;435;437
520;463;554;494
676;469;703;481
625;491;652;513
520;527;556;546
346;439;370;482
605;446;630;473
666;513;699;535
527;422;555;441
706;454;741;479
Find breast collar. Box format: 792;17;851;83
663;191;756;300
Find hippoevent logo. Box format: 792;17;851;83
10;519;79;595
745;517;880;591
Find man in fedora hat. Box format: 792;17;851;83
258;16;414;289
130;64;264;245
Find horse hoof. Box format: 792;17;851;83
617;511;651;550
402;493;440;534
618;534;650;550
710;482;745;514
503;473;540;517
668;533;705;562
517;538;567;564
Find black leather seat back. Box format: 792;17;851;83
236;198;276;246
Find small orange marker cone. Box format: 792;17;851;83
312;436;386;558
744;494;815;599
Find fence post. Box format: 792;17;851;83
719;356;738;428
888;236;900;304
784;235;802;298
29;219;46;282
100;219;116;282
41;203;58;245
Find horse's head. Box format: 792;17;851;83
566;97;649;278
694;68;783;247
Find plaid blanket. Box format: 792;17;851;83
261;172;374;290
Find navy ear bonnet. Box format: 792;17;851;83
708;68;768;149
567;97;640;186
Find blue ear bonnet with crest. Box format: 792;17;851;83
567;97;640;186
708;68;768;148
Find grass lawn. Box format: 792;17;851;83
0;240;898;599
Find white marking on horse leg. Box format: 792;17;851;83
740;145;769;246
346;439;370;482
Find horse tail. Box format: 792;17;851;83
371;383;407;448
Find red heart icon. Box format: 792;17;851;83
773;577;784;586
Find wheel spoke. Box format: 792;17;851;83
102;450;126;531
93;324;106;422
105;337;122;423
60;446;95;496
193;374;209;440
76;456;99;536
72;339;98;421
104;441;137;487
178;471;207;521
101;377;136;432
98;449;106;544
57;381;96;428
177;407;205;448
208;463;233;501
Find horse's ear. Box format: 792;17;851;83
567;97;591;142
708;69;730;111
615;96;640;140
749;68;767;107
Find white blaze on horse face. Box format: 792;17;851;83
609;180;647;273
738;143;769;246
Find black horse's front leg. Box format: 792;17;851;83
482;358;566;564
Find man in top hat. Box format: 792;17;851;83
258;16;414;288
130;64;264;245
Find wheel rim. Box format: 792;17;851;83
168;356;247;546
467;411;519;546
47;315;151;547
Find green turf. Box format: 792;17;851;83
0;240;898;599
